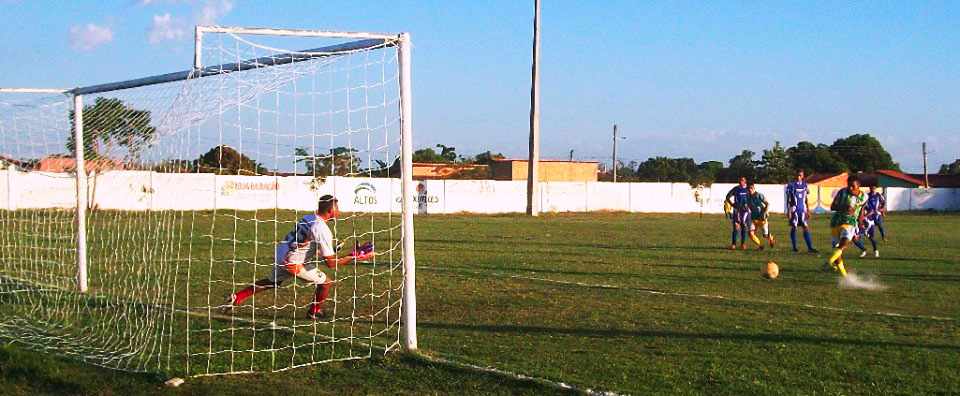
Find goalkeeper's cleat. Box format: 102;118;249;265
859;250;868;258
306;309;334;321
220;294;237;314
875;250;880;258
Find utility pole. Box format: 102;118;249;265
612;124;618;182
569;149;574;161
526;0;541;216
922;142;929;188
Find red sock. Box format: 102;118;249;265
310;283;332;314
233;286;257;304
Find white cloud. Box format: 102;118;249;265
147;13;186;44
195;0;234;25
69;23;114;51
141;0;234;44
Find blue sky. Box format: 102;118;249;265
2;1;958;172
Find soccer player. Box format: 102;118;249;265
785;170;818;253
746;182;775;250
823;178;867;277
725;176;751;250
222;195;375;319
866;185;887;241
853;216;879;257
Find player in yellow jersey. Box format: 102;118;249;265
822;177;867;276
745;183;775;250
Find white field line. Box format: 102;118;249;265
418;353;627;396
510;274;956;322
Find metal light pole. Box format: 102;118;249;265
611;125;626;182
526;0;541;216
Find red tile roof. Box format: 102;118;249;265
909;173;960;188
875;169;926;186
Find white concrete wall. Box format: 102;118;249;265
0;170;956;214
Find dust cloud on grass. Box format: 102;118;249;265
839;272;888;290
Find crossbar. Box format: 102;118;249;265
73;38;394;96
196;25;401;41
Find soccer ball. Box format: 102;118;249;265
763;261;780;280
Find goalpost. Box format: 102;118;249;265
0;26;416;376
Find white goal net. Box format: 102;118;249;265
0;27;415;377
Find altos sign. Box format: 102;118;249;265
354;182;378;205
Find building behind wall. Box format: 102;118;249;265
489;159;599;182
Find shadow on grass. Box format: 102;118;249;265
419;321;960;352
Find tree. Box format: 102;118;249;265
828;133;898;172
787;141;847;174
716;150;757;182
412;147;450;163
757;141;792;183
940;159;960;175
435;144;457;163
634;157;697;182
67;97;157;160
295;146;361;176
465;150;505;165
197;145;267;175
690;161;723;186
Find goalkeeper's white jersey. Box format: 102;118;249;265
277;213;335;266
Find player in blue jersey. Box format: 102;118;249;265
725;176;751;250
785;170;818;253
865;185;887;241
852;215;879;257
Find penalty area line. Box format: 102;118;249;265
511;275;955;322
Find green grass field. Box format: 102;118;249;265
1;211;959;395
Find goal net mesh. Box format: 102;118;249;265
0;31;407;376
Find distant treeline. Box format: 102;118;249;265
601;134;902;185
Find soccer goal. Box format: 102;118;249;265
0;26;416;377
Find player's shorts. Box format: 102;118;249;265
831;224;857;242
731;208;750;226
788;209;808;227
268;263;327;285
751;218;769;235
269;244;328;285
859;219;876;238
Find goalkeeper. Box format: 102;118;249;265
222;195;375;319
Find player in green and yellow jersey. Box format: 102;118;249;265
823;177;867;276
746;182;775;250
